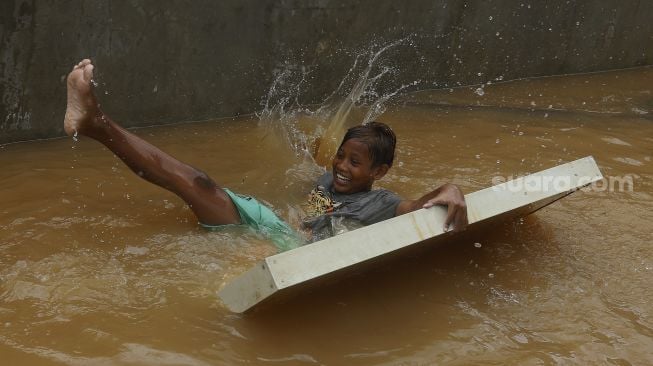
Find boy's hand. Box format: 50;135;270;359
396;183;468;232
422;184;468;232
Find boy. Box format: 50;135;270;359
64;59;467;250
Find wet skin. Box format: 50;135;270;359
331;138;389;194
332;138;467;231
64;59;467;232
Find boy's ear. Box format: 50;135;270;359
372;164;390;180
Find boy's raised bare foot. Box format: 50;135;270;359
64;59;104;138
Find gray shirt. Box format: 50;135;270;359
302;172;402;242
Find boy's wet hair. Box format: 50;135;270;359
341;121;396;167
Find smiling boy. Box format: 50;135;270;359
64;59;467;251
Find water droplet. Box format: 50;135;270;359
474;242;482;248
72;130;79;142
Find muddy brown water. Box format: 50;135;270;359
1;67;652;365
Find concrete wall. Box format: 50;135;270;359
1;0;652;144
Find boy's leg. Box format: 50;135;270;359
64;59;240;226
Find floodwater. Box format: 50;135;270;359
1;66;652;365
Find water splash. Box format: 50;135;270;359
258;38;422;169
257;64;312;156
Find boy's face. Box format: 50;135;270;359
331;138;389;194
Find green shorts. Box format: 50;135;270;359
200;189;303;252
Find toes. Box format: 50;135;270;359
74;59;92;70
82;64;94;82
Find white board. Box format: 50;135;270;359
219;156;603;313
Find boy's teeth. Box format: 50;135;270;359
336;173;350;181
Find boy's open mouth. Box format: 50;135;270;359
335;172;351;184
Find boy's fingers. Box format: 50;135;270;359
423;194;467;232
443;201;468;232
443;203;456;231
423;198;444;208
452;210;467;232
423;197;456;231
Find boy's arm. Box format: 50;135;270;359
395;183;468;232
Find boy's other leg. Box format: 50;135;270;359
64;59;240;226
